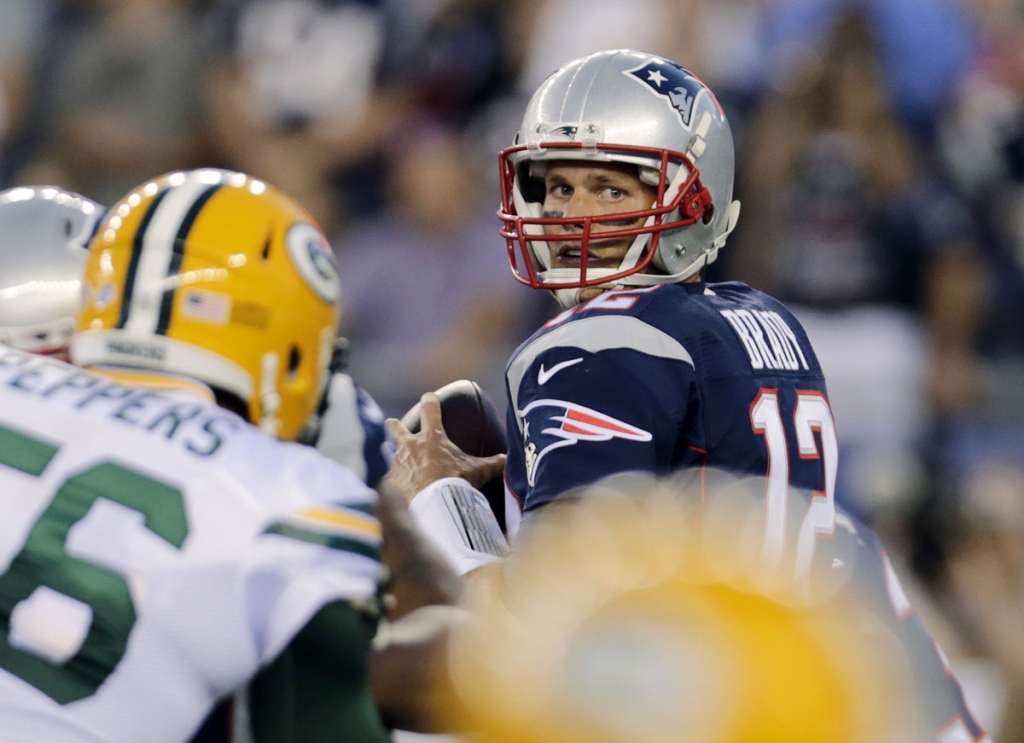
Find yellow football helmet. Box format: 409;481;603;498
448;476;922;743
73;169;341;441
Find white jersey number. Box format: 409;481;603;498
750;390;837;584
0;424;187;704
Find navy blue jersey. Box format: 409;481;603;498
505;282;831;515
503;281;988;741
316;372;392;488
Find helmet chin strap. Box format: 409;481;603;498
259;351;281;437
542;267;621;308
616;159;693;275
552;287;583;308
628;199;741;285
714;200;742;249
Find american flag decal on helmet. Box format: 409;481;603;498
518;398;652;486
181;289;231;324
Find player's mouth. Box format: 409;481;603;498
553;242;625;268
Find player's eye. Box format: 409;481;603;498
604;187;625;200
548;184;573;198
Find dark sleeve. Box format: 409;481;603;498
249;601;390;743
354;384;392;489
506;346;692;512
316;373;393;488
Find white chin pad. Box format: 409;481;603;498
553;287;583;308
541;267;619;284
640;161;680;187
639;165;660;187
713;200;741;249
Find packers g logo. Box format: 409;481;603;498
286;222;341;303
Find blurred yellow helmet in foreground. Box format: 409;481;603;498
448;475;921;743
73;169;340;441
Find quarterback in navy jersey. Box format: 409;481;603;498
388;50;988;742
504;281;827;519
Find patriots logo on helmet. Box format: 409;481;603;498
518;398;652;486
623;59;720;130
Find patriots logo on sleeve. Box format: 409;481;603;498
623;59;721;130
518;398;652;486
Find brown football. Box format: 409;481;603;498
400;379;508;532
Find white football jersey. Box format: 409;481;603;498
0;345;384;743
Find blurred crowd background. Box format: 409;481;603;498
1;0;1022;737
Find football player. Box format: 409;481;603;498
0;185;390;490
0;169;472;742
386;50;989;742
446;474;925;742
0;178;465;740
0;186;104;357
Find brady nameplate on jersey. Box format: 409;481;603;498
505;282;828;517
720;307;810;372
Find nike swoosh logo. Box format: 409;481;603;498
537;357;583;385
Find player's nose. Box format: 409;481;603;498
559;191;598;231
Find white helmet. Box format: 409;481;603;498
498;49;741;307
0;187;104;355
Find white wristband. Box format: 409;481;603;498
408;477;509;577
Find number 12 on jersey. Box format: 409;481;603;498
750;389;837;588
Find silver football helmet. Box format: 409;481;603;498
0;187;104;355
498;49;741;307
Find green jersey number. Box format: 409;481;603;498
0;423;188;703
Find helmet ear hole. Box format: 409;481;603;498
702;203;714;225
287;345;302;381
212;387;250;422
518;165;546;204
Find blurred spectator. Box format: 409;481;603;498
14;0;210;206
204;0;420;232
400;0;517;128
335;120;546;417
729;10;984;522
667;0;775;142
942;459;1024;741
511;0;685;94
926;4;1024;736
0;0;58;183
938;0;1024;428
757;0;978;137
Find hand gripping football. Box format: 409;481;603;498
400;379;508;532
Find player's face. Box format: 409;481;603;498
541;161;657;271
